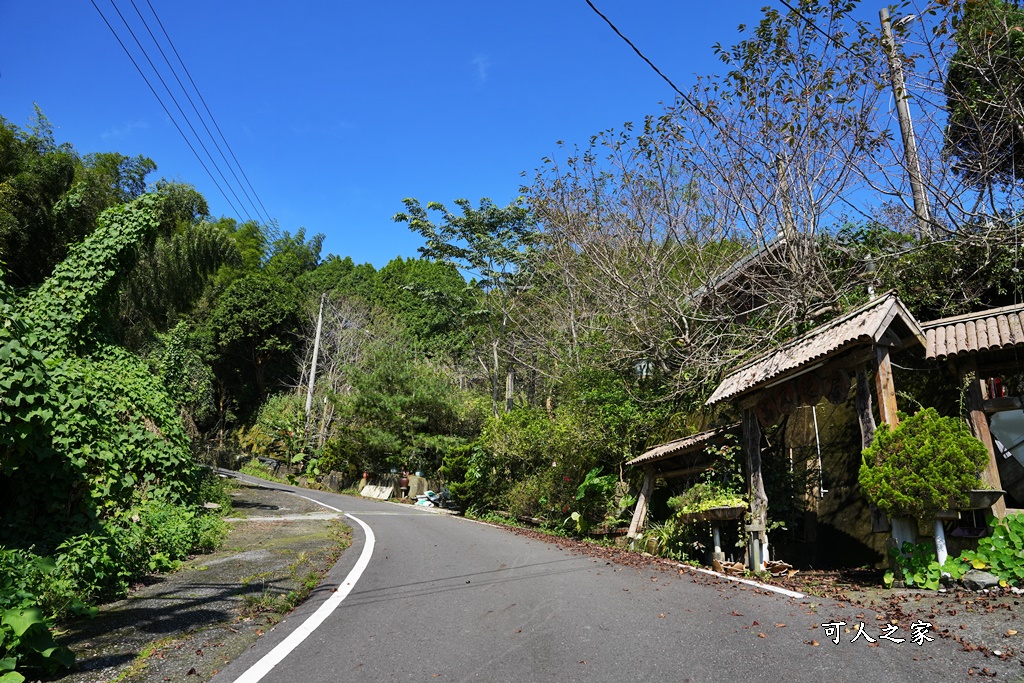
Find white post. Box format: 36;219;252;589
933;519;948;567
712;525;724;562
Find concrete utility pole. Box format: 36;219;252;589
305;293;326;425
880;8;934;239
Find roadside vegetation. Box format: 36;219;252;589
4;1;1024;678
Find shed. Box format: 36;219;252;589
625;423;740;538
705;293;926;567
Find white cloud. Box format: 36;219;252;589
101;120;148;139
471;55;492;85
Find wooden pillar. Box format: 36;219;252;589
874;345;900;428
627;468;655;538
855;363;877;450
960;357;1007;518
742;406;768;546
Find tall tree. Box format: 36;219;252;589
393;197;538;415
944;0;1024;188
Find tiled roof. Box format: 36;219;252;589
706;293;924;406
626;423;739;467
922;303;1024;361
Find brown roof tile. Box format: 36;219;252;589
706;293;924;406
922;303;1024;360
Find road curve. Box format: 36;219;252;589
210;474;1009;683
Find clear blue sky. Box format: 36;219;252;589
1;1;777;268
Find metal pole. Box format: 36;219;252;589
880;8;933;239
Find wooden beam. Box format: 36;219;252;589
627;468;655;538
656;463;714;479
874;345;900;427
959;357;1007;518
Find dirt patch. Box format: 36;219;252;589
53;481;351;683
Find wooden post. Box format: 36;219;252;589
627;468;655;539
742;406;769;559
874;345;900;427
855;363;877;450
960;357;1007;518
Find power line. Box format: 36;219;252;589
127;0;269;224
583;0;697;112
775;0;875;68
104;0;256;224
89;0;244;219
139;0;273;226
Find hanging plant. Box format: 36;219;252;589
859;407;990;521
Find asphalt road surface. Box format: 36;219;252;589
211;475;1017;683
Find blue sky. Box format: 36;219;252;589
1;1;778;268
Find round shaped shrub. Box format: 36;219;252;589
859;407;989;520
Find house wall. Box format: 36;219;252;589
773;398;889;568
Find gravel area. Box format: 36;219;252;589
52;479;350;683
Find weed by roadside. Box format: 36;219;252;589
240;519;351;619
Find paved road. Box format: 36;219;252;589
211;475;1015;683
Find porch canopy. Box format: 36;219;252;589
625;423;740;538
920;302;1024;515
703;293;926;565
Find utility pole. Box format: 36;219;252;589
304;293;326;431
880;8;934;239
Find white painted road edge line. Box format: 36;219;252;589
231;494;375;683
677;562;805;599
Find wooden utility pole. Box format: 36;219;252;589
880;8;934;239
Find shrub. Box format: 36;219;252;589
859;408;989;520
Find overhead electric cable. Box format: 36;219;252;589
775;0;875;68
145;0;272;227
89;0;244;219
128;0;270;225
105;0;256;224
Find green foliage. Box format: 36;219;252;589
0;607;74;679
208;271;300;401
832;222;1024;321
859;408;989;520
239;457;287;484
638;518;692;562
264;228;324;282
885;542;968;591
564;467;618;533
945;0;1024;186
239;393;314;473
667;483;746;515
155;321;216;429
373;257;473;356
960;513;1024;586
331;340;480;475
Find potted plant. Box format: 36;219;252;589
859;407;993;570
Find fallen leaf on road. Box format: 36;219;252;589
659;614;665;618
757;633;767;638
730;611;743;616
806;640;819;646
774;623;786;628
1007;629;1018;636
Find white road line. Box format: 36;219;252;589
231;493;374;683
677;563;806;599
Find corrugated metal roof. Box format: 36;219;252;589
922;303;1024;360
706;293;925;406
626;423;739;467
